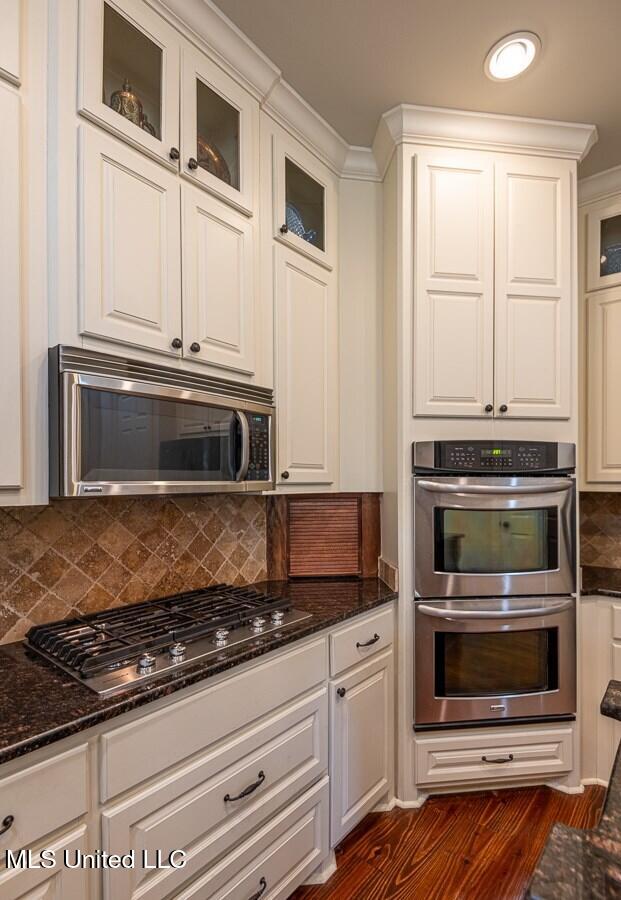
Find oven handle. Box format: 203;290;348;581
417;479;573;495
417;599;573;620
235;411;250;482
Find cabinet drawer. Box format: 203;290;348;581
102;690;327;900
0;825;88;900
0;745;88;853
415;726;573;787
330;607;393;677
101;637;326;800
175;777;329;900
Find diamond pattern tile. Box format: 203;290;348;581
0;495;267;644
580;491;621;569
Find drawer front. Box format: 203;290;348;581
175;777;329;900
0;745;88;853
0;825;88;900
415;726;573;787
612;605;621;640
102;690;327;900
101;637;327;800
330;607;394;677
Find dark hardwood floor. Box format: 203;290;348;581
292;785;605;900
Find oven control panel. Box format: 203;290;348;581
413;440;575;474
247;413;271;481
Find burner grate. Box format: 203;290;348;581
26;585;289;677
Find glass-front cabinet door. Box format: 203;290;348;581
79;0;180;166
587;197;621;291
272;133;337;269
181;46;258;215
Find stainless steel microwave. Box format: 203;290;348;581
49;346;274;497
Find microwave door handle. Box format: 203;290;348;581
417;599;574;620
235;411;250;482
417;479;573;495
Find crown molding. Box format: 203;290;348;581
579;164;621;206
377;104;598;163
341;146;381;182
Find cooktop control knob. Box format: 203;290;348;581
270;610;285;624
214;628;230;646
169;642;186;661
251;616;267;631
137;653;156;674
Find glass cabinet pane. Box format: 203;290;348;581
102;3;162;140
285;158;325;251
196;80;240;190
600;214;621;277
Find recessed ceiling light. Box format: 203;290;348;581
484;32;541;81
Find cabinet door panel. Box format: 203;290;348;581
0;827;88;900
495;156;572;418
414;149;494;416
78;0;180;166
586;197;621;293
80;126;182;353
275;246;338;485
182;185;255;374
330;651;393;846
0;0;20;84
0;82;21;489
586;288;621;482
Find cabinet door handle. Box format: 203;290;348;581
0;815;14;836
189;342;201;353
224;770;266;802
281;470;290;480
169;147;180;161
481;754;514;764
171;337;182;349
280;223;288;234
337;687;347;698
188;157;198;170
248;878;267;900
498;404;508;413
484;403;493;413
356;633;380;648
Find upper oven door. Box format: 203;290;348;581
58;373;273;496
414;476;576;598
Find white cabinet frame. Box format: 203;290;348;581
586;196;621;293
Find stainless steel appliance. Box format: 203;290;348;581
26;585;311;696
49;346;274;497
413;440;576;599
415;596;576;727
413;440;577;728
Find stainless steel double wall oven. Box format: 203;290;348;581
413;440;577;729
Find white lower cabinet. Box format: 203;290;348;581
330;648;394;846
0;827;89;900
274;245;338;486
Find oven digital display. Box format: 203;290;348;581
481;448;512;458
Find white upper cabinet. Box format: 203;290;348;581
586;196;621;293
494;156;572;419
181;45;258;216
78;0;181;167
272;133;337;270
182;183;256;375
413;148;495;417
275;245;338;485
79;126;182;354
0;0;20;85
586;287;621;482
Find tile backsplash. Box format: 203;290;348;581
580;492;621;569
0;495;266;644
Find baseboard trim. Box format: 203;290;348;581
549;782;585;795
581;777;609;787
373;796;397;812
394;795;428;809
304;851;337;885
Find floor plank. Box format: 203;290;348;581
292;785;606;900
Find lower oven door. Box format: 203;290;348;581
414;596;576;727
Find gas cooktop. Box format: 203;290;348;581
26;585;311;697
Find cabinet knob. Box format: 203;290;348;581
484;403;493;413
189;342;201;353
281;470;290;480
499;404;508;413
336;687;347;698
280;224;288;235
171;337;182;349
0;815;14;836
169;147;180;161
188;157;198;170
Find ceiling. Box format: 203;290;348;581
212;0;621;178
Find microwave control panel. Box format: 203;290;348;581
413;440;575;474
247;414;271;481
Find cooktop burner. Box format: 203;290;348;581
26;584;311;696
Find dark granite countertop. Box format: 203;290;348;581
581;565;621;597
528;680;621;899
0;578;396;767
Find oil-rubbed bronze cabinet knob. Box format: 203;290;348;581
189;342;201;353
485;403;493;413
337;687;347;698
499;404;508;413
281;470;290;480
188;157;198;170
169;147;180;161
171;337;182;349
280;224;288;234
